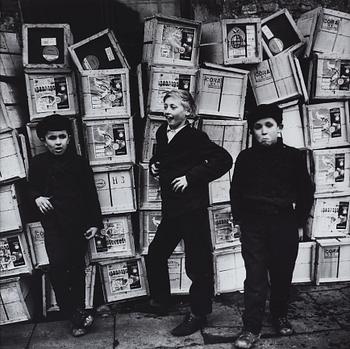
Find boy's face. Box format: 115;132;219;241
164;96;189;130
252;117;282;146
44;130;70;156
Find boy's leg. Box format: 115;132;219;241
240;219;269;335
145;215;183;307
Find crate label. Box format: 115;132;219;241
83;55;100;70
91;123;127;158
213;210;238;244
337;202;349;229
226;24;257;59
146;212;161;233
42;46;59;62
324;246;340;259
105;47;115;62
41;38;57;46
319;200;350;231
95;221;128;253
147;172;161;201
311;107;342;141
254;68;272;83
262;25;273;40
33;76;70;112
0;236;25;271
160;25;194;61
89;74;124;109
321;60;350;91
203;75;222;89
317;153;345;184
107;260;141;294
322;15;340;32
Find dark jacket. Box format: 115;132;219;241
230;140;315;227
28;150;103;232
150;123;233;217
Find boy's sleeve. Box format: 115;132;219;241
28;157;45;203
82;159;104;229
149;125;163;175
229;152;244;224
185;131;233;185
295;151;315;227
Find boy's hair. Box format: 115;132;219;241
248;104;283;130
163;89;197;119
36;114;72;140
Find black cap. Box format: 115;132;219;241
247;104;283;130
36;114;72;140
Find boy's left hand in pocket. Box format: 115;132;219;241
171;176;188;192
85;227;99;240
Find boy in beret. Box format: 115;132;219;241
230;104;314;348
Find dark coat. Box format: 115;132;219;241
150;123;233;217
230;140;315;227
28;150;103;233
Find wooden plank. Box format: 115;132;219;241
281;103;305;149
0;184;22;234
168;254;191;295
26;222;49;269
292;241;316;284
142;115;166;162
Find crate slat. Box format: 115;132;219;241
292;241;316;284
168;254;191;295
142;115;166;162
0;184;22;234
26;222;49;269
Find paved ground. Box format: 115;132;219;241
1;282;350;349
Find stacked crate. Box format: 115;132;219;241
68;29;147;304
296;8;350;284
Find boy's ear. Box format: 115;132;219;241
278;123;284;130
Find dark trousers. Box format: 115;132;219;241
240;213;299;334
145;208;213;316
44;227;88;315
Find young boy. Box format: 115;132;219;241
230;104;314;348
28;114;103;337
145;89;233;336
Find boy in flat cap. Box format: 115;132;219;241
230;104;314;348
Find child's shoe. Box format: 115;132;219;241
71;308;94;337
272;316;294;336
234;330;260;348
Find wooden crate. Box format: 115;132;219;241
0;80;28;129
208;204;240;250
315;237;350;284
68;28;129;73
312;9;350;55
25;70;78;121
142;115;166;162
142;14;201;68
88;214;135;262
93;163;137;215
83;117;135;165
261;8;305;58
22;23;73;70
309;53;350;100
0;184;22;234
308;194;350;239
313;148;350;195
196;63;249;119
0;231;33;277
146;65;197;114
168;253;191;295
26;118;81;157
200;118;247;205
99;256;148;302
26;222;49;269
139;210;184;255
138;162;162;210
0;94;13;132
0;130;26;184
296;8;322;58
303;101;350;149
80;68;130;117
249;52;307;105
201;18;262;65
281;103;305;149
0;276;34;325
292;241;316;284
213;242;245;295
85;264;96;309
0;31;22;77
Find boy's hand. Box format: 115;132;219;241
35;196;53;214
150;161;160;178
298;227;304;241
171;176;188;192
85;227;99;240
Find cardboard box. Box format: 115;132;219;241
213;242;245;294
80;68;130;117
0;231;33;277
0;184;22;234
142;14;201;67
0;276;34;325
99;256;148;302
303;101;350;149
88;214;135;262
168;254;191;295
315;237;350;284
26;222;49;268
261;8;305;57
22;23;73;70
83;117;135;165
292;241;316;283
313;148;350;195
142;115;166;162
201;18;262;65
196;63;249;119
68;28;129;73
93;163;137;215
